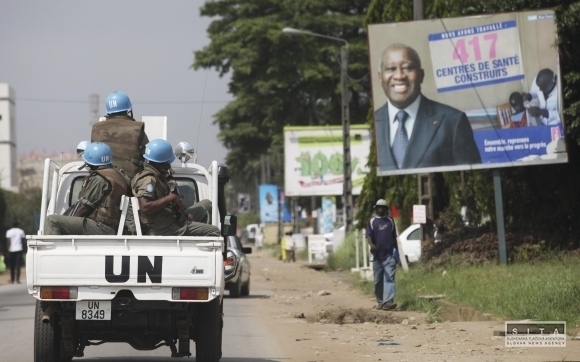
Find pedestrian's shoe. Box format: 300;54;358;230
382;302;397;310
375;303;384;310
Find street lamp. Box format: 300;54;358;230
282;27;354;232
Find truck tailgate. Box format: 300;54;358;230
27;237;223;301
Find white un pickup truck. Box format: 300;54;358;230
27;118;239;362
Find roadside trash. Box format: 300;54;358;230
376;340;400;346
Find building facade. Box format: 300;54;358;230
0;83;17;192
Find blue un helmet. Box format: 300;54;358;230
143;139;176;164
82;142;113;166
105;91;132;114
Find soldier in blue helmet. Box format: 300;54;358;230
45;143;131;235
91;91;149;178
131;139;220;237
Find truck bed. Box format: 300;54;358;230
27;235;223;302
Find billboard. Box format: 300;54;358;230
284;125;371;196
368;10;566;176
258;184;291;223
237;193;250;213
318;196;336;234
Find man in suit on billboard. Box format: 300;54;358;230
375;44;481;171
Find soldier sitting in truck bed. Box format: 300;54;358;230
44;142;131;235
131;139;221;237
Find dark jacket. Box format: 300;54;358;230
375;96;481;171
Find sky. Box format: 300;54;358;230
0;1;231;167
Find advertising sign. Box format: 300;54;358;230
284;125;370;196
258;185;291;223
368;10;565;176
318;196;336;234
307;234;328;263
412;204;427;224
237;193;250;213
259;184;279;223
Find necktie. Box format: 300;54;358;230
392;110;409;168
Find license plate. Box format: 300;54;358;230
76;301;111;320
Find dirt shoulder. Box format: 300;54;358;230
246;249;580;362
0;266;25;285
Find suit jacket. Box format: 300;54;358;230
375;96;481;171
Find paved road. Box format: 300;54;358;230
0;282;287;362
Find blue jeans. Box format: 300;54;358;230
372;255;396;305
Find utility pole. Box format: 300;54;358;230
276;147;283;244
341;45;354;233
414;0;434;242
281;27;352;232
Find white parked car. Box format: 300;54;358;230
398;224;422;263
398;223;440;263
324;222;436;263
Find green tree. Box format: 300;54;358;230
193;0;372;194
2;188;42;236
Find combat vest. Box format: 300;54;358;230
134;166;176;232
87;167;129;227
91;115;147;178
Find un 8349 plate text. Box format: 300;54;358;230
76;301;111;320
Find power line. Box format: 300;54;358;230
16;98;231;105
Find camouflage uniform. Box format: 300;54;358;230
131;164;220;237
91;114;149;178
45;166;130;235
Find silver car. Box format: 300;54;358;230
225;236;252;297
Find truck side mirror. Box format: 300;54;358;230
221;215;237;237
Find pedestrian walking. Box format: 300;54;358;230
6;220;26;284
365;199;398;310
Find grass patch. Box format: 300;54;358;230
325;230;580;328
262;242;282;260
326;231;367;271
382;256;580;327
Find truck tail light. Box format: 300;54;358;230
172;287;208;300
40;286;78;300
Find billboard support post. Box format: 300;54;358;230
414;0;424;20
414;0;433;244
493;169;507;265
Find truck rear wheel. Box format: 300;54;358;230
195;298;222;361
34;301;71;362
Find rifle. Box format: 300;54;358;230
169;184;187;227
